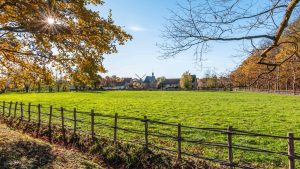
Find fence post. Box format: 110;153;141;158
13;102;18;118
61;107;66;146
227;126;233;168
37;104;41;138
2;101;5;116
28;103;31;122
38;104;41;125
49;105;53;143
177;123;182;161
144;116;148;148
73;108;77;134
288;132;295;169
20;102;23;121
91;110;95;142
114;113;118;144
8;101;12;117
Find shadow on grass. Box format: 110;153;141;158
0;141;55;169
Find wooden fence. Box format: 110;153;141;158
235;88;300;95
0;100;299;169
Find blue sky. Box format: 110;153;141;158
90;0;243;78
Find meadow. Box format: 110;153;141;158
0;91;300;168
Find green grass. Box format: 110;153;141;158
0;123;103;169
0;91;300;168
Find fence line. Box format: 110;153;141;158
235;88;300;95
0;100;298;169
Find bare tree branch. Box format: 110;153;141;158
160;0;300;86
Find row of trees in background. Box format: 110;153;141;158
0;70;233;92
0;73;117;93
179;71;232;90
230;17;300;92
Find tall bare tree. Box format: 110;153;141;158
160;0;300;85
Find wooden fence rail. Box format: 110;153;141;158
236;88;300;95
0;100;298;169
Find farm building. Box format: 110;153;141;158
103;78;133;90
163;79;180;89
143;72;156;89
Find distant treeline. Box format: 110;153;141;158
230;17;300;92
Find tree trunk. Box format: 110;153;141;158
276;66;280;91
293;66;296;95
286;79;289;93
38;84;41;93
25;85;29;93
94;83;97;91
49;86;52;92
268;81;270;92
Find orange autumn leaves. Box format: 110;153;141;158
231;18;300;89
0;0;131;90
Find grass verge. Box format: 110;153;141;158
0;120;102;169
0;116;224;169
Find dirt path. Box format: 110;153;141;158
0;123;104;169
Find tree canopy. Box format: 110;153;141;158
0;0;132;90
180;71;193;89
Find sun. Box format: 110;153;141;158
47;17;55;25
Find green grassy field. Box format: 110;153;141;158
0;91;300;168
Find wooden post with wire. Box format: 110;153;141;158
20;102;24;121
73;108;77;134
28;103;31;121
61;107;66;146
177;123;182;161
114;113;118;144
91;109;95;142
13;102;18;118
227;126;233;168
8;101;12;117
144;116;149;148
37;104;41;138
288;132;295;169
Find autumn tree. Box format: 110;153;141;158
0;0;131;91
231;16;300;92
156;76;166;89
70;56;103;91
218;72;233;91
180;71;193;89
3;63;54;92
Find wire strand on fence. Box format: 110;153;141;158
232;129;300;140
148;131;178;140
94;122;115;129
